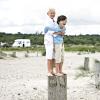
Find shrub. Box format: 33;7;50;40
42;50;46;56
10;52;17;58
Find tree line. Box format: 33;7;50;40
0;32;100;46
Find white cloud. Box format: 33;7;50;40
66;25;100;35
0;0;100;34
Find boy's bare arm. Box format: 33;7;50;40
53;32;65;36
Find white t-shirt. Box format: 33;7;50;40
44;17;57;45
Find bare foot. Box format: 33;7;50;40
48;73;53;76
48;72;55;76
51;72;55;75
60;72;66;75
55;73;63;76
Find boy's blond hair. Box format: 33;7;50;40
47;8;55;13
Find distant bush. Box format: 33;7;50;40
1;32;100;46
2;43;11;48
95;43;100;46
42;50;46;56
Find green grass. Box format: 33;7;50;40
75;66;91;80
0;56;4;59
0;45;100;52
64;45;98;52
75;71;89;80
9;52;17;58
0;46;45;52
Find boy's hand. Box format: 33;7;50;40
53;32;65;36
61;32;65;36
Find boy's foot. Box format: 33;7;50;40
48;72;55;76
48;73;53;76
60;72;66;75
55;73;63;76
51;72;56;75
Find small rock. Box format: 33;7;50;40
80;97;84;99
18;93;21;95
33;87;37;90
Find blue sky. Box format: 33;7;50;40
0;0;100;35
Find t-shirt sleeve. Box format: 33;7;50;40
44;20;55;34
44;19;59;35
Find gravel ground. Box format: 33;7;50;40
0;52;100;100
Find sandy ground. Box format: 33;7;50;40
0;52;100;100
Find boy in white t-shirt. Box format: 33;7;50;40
44;9;63;76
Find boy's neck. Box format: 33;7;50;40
59;25;64;29
49;16;54;20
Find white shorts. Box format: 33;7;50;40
45;44;55;59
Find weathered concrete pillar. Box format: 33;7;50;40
95;59;100;89
89;58;95;71
84;57;89;70
84;57;95;71
48;74;67;100
48;76;57;100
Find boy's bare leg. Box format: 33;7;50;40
52;59;55;73
55;63;63;76
59;62;66;74
48;59;52;72
48;59;55;76
52;59;55;68
55;63;59;74
59;62;63;73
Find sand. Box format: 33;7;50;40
0;52;100;100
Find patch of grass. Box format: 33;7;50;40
0;51;7;57
78;66;86;71
0;45;100;52
9;52;17;58
0;51;7;59
0;46;45;52
75;70;89;80
64;45;98;52
75;66;90;80
42;50;46;56
0;56;4;59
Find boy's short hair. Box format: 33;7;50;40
57;15;67;24
47;8;55;13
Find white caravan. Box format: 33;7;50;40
12;39;31;47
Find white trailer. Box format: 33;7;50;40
12;39;31;47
